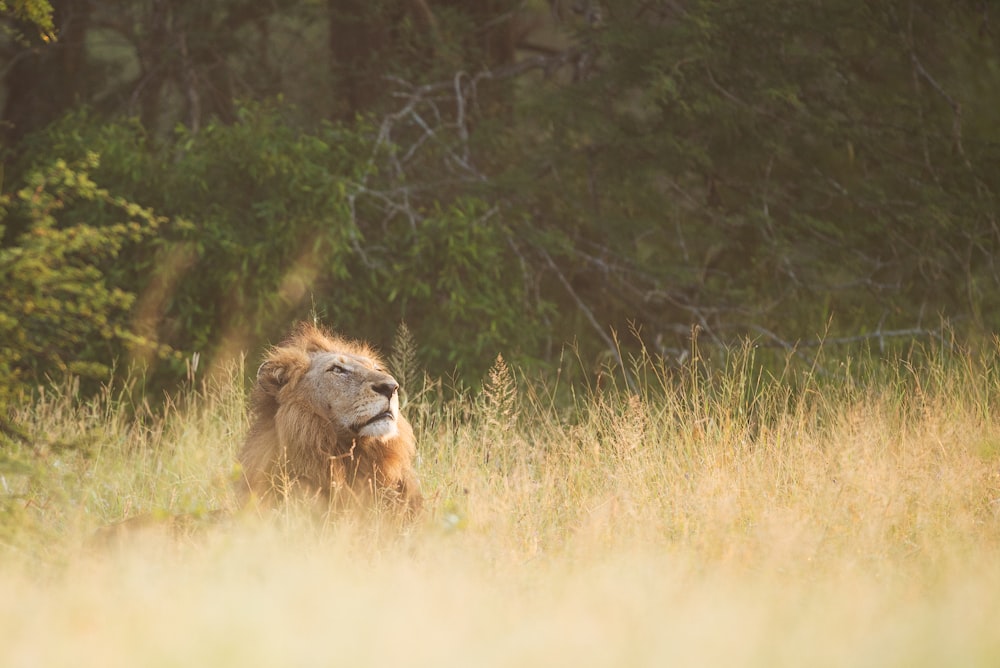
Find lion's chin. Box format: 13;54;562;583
356;415;398;440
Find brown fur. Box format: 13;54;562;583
237;322;422;516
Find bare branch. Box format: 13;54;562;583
910;52;970;169
540;248;636;391
753;325;945;351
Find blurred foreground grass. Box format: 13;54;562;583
1;340;999;666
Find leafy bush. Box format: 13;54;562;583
0;153;172;422
8;104;547;392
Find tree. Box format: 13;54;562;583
1;0;80;147
485;0;1000;357
3;0;1000;399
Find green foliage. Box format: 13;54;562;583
0;0;54;41
508;0;1000;352
0;153;169;417
3;0;1000;403
379;198;542;368
10;104;545;387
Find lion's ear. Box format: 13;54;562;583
256;361;283;396
256;359;294;396
256;349;310;396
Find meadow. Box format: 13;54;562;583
1;338;999;667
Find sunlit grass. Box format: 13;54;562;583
1;339;999;666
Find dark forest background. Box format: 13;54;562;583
1;0;998;409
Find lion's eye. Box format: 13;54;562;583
328;363;348;374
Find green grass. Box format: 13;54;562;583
2;340;999;666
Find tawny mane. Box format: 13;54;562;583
237;322;422;515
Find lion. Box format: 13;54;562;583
237;322;422;516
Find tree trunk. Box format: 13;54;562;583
2;0;91;148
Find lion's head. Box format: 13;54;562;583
237;322;422;515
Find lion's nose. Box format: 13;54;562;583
372;380;398;399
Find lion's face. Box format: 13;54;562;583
302;350;401;440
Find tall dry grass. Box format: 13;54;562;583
1;337;999;666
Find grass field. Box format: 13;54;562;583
1;340;999;666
